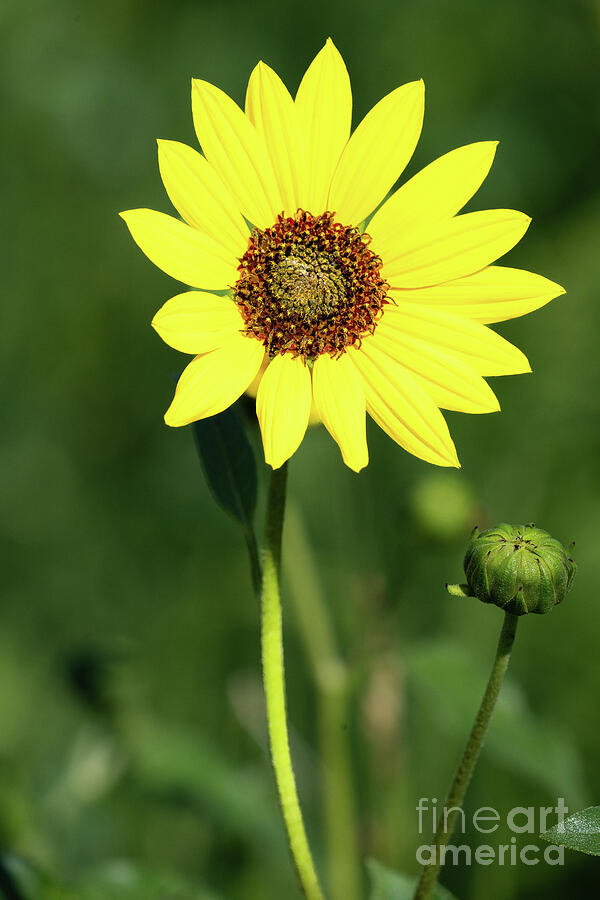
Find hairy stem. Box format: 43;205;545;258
414;612;519;900
261;464;325;900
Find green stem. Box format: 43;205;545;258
413;611;519;900
284;503;361;900
261;463;325;900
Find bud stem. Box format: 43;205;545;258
413;611;519;900
261;462;326;900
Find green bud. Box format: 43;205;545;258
448;523;576;615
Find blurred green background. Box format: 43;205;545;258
3;0;600;897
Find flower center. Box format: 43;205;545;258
233;211;389;359
269;249;347;323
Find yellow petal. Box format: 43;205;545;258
120;209;239;290
157;140;249;258
164;335;264;426
191;79;282;229
328;80;424;226
368;141;498;257
256;355;311;468
295;38;352;214
312;353;368;471
246;62;305;216
381;209;531;288
380;302;531;376
349;343;459;467
389;265;565;324
308;398;321;426
370;315;500;414
152;292;245;354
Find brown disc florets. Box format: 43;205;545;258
233;211;390;359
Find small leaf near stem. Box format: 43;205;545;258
192;404;261;594
413;611;519;900
192;405;257;526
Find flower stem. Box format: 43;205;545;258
261;463;325;900
413;611;519;900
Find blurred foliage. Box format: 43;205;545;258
367;859;458;899
2;0;600;898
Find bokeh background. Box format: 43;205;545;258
3;0;599;897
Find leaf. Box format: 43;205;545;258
445;583;473;599
406;641;587;805
367;859;460;900
540;806;600;856
192;403;257;532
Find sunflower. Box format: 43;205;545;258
121;39;564;473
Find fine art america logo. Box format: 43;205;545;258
416;798;568;866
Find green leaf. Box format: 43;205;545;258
540;806;600;856
445;583;473;599
367;859;460;900
192;404;257;532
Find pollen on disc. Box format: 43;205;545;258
234;210;390;360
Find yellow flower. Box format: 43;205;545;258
121;39;564;473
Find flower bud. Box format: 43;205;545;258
447;523;576;615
